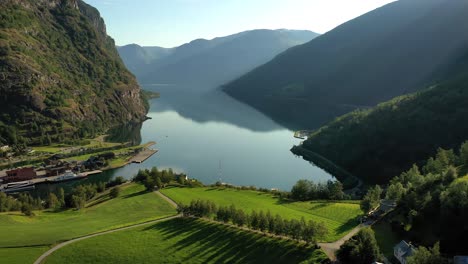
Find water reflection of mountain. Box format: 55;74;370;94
106;122;143;145
144;86;285;132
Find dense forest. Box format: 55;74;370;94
377;143;467;256
224;0;468;129
0;0;147;146
296;50;468;184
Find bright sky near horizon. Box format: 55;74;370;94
84;0;396;48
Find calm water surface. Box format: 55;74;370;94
37;86;333;193
106;86;333;190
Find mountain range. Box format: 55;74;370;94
223;0;468;129
118;29;319;89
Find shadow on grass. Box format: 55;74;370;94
122;190;148;199
309;203;329;210
335;217;360;235
86;196;111;208
273;198;295;205
143;218;325;264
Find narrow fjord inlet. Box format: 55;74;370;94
1;0;468;263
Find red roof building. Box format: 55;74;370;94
5;168;37;183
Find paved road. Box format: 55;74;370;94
318;222;373;261
155;190;178;208
34;191;180;264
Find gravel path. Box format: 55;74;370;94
318;221;373;261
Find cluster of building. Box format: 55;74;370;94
0;154;110;184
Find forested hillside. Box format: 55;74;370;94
0;0;147;146
294;51;468;184
224;0;468;129
383;144;468;255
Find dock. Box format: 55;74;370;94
129;149;158;164
0;170;103;190
80;170;103;176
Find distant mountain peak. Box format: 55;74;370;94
118;29;319;89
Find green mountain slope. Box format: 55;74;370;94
224;0;468;129
0;0;147;145
294;51;468;184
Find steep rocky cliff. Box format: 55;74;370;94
0;0;147;145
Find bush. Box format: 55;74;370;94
21;203;34;216
109;187;120;199
107;176;126;188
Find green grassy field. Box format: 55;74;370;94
33;138;122;154
0;183;176;264
0;246;50;264
45;218;328;264
161;187;362;242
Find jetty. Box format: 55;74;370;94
129;149;158;164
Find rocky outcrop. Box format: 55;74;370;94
0;0;147;144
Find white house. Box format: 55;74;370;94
394;240;417;264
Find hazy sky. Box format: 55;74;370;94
85;0;396;48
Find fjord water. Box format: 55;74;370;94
108;86;333;190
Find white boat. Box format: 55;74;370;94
5;181;33;189
3;185;35;193
2;181;35;193
52;170;87;182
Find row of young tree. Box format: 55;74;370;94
134;167;202;191
178;199;328;244
360;141;468;257
290;179;346;201
0;177;126;215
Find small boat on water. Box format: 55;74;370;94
1;181;35;193
52;170;87;183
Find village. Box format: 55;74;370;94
0;140;158;193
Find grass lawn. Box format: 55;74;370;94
32;145;64;154
33;138;122;154
161;187;362;242
45;218;328;264
64;142;155;166
0;246;50;264
0;184;176;248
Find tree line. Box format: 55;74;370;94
290;179;346;201
0;176;126;215
134;167;202;191
178;199;328;244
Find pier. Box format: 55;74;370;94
129;149;158;164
